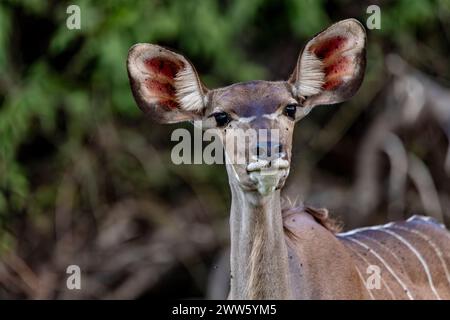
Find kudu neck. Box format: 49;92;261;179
227;165;291;299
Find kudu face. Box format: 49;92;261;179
127;19;366;196
205;81;298;195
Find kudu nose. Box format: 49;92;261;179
256;141;283;160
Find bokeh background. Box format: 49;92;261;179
1;0;450;299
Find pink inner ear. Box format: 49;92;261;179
142;57;184;110
158;99;179;110
311;36;355;91
323;56;351;90
145;79;176;98
144;57;182;79
311;36;348;60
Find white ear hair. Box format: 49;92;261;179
292;19;366;100
175;64;206;112
297;50;325;96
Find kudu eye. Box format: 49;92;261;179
284;104;298;120
213;112;230;127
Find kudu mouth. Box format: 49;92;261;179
245;155;290;196
246;156;290;172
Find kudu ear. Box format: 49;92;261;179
127;44;208;123
288;19;366;108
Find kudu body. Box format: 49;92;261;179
127;19;450;299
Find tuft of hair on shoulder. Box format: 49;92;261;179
304;206;343;234
281;196;342;234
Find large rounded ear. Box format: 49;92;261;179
289;19;366;108
127;44;209;123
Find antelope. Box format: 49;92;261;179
127;19;450;299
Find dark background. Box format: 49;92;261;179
1;0;450;299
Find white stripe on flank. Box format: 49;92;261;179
345;241;395;299
390;225;450;287
379;229;441;300
338;221;397;237
338;226;375;237
338;226;385;237
354;266;375;300
347;236;414;300
356;233;405;272
407;215;447;229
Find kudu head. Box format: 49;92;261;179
127;19;366;198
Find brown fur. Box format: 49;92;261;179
246;210;270;299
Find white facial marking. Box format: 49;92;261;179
262;113;278;120
238;116;257;123
271;158;289;169
247;159;270;172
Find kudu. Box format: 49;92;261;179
127;19;450;299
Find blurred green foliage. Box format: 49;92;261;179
1;0;450;256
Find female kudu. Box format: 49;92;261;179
127;19;450;299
